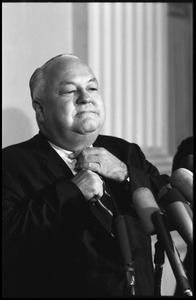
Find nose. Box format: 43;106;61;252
76;89;92;104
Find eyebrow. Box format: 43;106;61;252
59;77;98;86
88;77;98;84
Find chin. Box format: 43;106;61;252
80;126;100;135
78;120;102;134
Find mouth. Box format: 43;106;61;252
76;111;97;116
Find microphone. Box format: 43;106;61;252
174;154;193;173
170;168;193;204
132;187;159;235
132;187;192;297
158;186;193;248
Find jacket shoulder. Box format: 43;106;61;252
2;134;41;167
3;134;37;153
95;134;141;151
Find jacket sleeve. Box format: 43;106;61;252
2;166;87;256
126;143;171;198
95;134;170;200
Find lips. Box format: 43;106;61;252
76;111;97;116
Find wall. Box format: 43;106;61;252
2;3;73;147
3;3;192;175
168;3;193;155
87;3;172;175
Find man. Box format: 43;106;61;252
172;136;193;173
2;54;170;297
171;137;193;296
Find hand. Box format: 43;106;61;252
71;169;104;202
69;147;128;182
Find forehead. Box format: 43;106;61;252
44;57;95;85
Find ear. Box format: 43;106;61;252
32;99;44;123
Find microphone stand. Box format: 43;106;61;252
101;180;135;295
111;194;135;296
154;238;165;296
152;211;193;297
115;215;136;296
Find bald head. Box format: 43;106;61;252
29;54;91;101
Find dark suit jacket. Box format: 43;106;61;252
2;132;170;298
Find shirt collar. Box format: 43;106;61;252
48;140;74;157
48;141;92;174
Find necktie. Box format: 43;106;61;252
89;180;114;234
49;142;114;233
65;154;114;234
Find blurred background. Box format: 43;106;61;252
2;2;193;296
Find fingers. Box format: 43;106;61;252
69;147;103;172
68;147;105;159
89;196;98;203
69;147;127;182
71;169;104;201
68;150;81;159
75;162;101;173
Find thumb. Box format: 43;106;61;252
68;150;81;159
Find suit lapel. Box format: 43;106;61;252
34;132;74;180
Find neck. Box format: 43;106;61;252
41;129;99;151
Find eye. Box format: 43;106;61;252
59;90;76;95
87;86;98;92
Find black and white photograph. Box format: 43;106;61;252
2;2;193;297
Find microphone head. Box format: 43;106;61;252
158;185;193;219
157;184;172;202
132;187;159;235
170;168;193;203
178;154;193;172
158;186;187;208
158;186;193;247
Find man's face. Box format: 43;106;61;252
40;57;105;140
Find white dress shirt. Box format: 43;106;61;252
48;141;78;174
